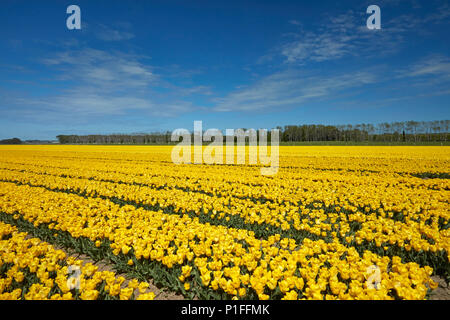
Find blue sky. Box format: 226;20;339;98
0;0;449;140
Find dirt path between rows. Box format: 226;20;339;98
429;276;450;300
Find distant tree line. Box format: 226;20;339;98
280;120;449;142
56;120;449;144
0;138;22;144
56;133;174;144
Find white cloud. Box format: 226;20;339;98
406;56;450;77
42;48;155;89
95;24;135;41
178;85;213;96
279;3;449;65
17;91;192;118
7;48;201;121
280;11;370;63
212;69;376;112
391;55;450;96
423;2;450;23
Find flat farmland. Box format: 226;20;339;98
0;145;449;300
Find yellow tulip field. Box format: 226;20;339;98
0;145;449;300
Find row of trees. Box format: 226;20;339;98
56;133;175;145
0;138;22;144
280;120;450;142
56;120;449;144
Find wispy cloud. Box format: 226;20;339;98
405;55;450;77
95;24;135;41
15;93;154;116
213;52;450;114
5;47;200;121
393;55;450;95
178;85;213;96
42;48;155;89
280;11;375;63
288;20;301;26
279;3;449;65
212;69;376;112
423;1;450;23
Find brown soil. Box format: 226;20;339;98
429;276;450;300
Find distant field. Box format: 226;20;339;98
0;145;449;300
15;140;450;146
